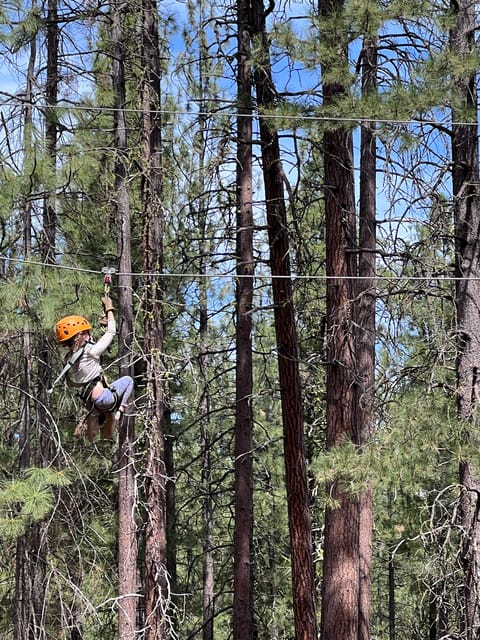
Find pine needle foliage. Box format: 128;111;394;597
0;467;71;539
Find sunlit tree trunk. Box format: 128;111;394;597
111;2;137;637
450;1;480;637
140;1;169;638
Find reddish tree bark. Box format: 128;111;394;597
320;122;359;640
251;2;318;638
319;1;360;637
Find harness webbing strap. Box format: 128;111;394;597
47;345;86;394
80;377;102;403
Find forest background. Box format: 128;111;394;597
1;0;480;639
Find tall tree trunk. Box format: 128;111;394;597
195;26;215;640
198;219;214;640
164;409;177;622
388;554;395;640
141;2;169;638
200;413;214;640
319;0;359;638
111;2;137;638
30;0;58;627
42;0;58;263
251;3;318;638
14;20;36;640
450;1;480;637
356;33;377;640
233;0;254;636
15;3;59;637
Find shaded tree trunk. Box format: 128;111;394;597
388;554;395;640
164;410;177;623
356;33;377;640
111;2;137;637
198;175;214;640
14;20;36;640
140;2;169;638
42;0;58;263
319;1;359;638
201;417;214;640
233;0;255;636
321;141;359;638
251;2;318;638
450;1;480;637
15;3;58;637
195;38;215;640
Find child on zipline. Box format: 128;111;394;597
55;296;134;442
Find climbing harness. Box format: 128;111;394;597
79;375;103;403
80;374;120;411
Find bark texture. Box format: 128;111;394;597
321;123;359;639
111;2;137;637
320;0;360;636
356;33;377;640
451;1;480;636
141;1;169;637
251;2;318;638
15;4;59;637
233;1;255;635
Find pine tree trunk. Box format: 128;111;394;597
198;132;214;640
388;555;395;640
42;0;58;263
201;427;214;640
450;1;480;637
321;127;359;638
319;1;359;637
165;412;177;617
233;0;255;635
198;211;214;640
356;33;377;640
15;3;59;637
14;26;35;640
14;333;33;640
141;2;169;638
251;2;318;638
111;2;137;637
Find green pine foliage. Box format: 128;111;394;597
0;467;70;538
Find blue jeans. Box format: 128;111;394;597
93;376;134;412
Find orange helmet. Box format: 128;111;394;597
55;315;92;342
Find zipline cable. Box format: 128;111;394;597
0;254;473;282
0;99;462;126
